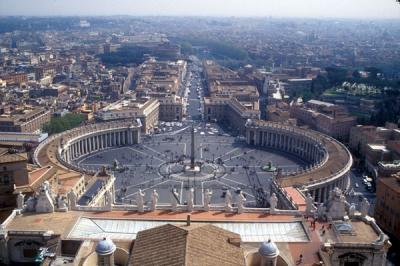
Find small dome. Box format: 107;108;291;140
259;239;279;257
96;237;116;255
245;119;254;127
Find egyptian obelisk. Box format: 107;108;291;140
190;125;195;169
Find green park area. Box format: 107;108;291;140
42;113;85;135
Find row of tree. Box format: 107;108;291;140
42;113;85;135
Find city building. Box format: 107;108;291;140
375;174;400;241
203;61;261;135
349;125;395;156
0;73;28;85
290;99;357;141
0;185;390;265
134;59;187;97
204;97;260;135
95;97;159;134
266;102;296;126
157;95;185;121
133;59;187;121
0;107;51;133
349;124;400;178
280;78;312;95
0;150;28;210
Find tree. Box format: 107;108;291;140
42;113;85;135
180;42;193;55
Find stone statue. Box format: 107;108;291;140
35;181;55;213
67;190;77;209
225;190;232;212
237;191;246;214
171;188;179;211
136;189;145;213
17;192;25;210
151;189;159;211
104;190;112;211
187;188;194;212
26;196;36;212
269;193;278;213
42;181;50;194
203;189;212;211
317;203;327;220
57;195;67;208
348;203;356;218
305;193;314;215
360;197;370;217
326;187;347;220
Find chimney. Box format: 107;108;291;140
228;237;241;247
186;214;191;226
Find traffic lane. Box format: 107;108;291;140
347;170;376;215
349;170;374;194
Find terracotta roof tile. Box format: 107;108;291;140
129;223;245;266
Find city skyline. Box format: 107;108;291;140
0;0;400;19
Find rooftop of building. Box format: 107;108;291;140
304;99;341;109
5;210;305;240
4;209;386;266
129;223;245;266
377;175;400;194
0;107;49;123
322;219;379;244
0;152;28;164
378;160;400;169
57;172;83;195
367;144;389;152
99;97;158;112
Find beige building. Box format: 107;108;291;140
0;107;51;133
157;95;185;121
0;73;28;85
290;99;357;141
266;102;296;126
203;60;261;135
0;150;28;210
204;97;260;135
134;59;187;97
375;174;400;241
350;124;400;178
95;97;160;134
349;125;397;155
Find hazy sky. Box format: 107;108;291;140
1;0;399;19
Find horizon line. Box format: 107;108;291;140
0;14;400;21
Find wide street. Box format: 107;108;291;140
346;169;376;216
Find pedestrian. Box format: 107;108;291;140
296;254;303;265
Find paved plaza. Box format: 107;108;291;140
75;122;306;208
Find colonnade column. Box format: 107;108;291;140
128;129;133;145
86;138;89;153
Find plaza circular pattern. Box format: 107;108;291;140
74;122;308;207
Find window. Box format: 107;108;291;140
1;175;10;185
23;248;37;258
